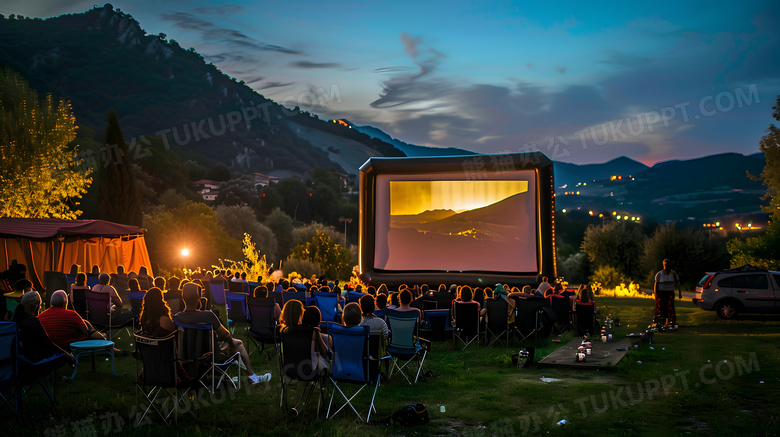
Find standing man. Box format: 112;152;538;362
654;259;681;329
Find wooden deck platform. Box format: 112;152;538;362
536;337;634;369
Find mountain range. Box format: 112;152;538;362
0;6;769;224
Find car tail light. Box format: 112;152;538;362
703;274;715;289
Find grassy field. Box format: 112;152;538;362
3;297;779;436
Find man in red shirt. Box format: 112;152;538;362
39;290;104;350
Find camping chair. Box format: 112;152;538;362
421;309;453;343
209;281;226;306
0;321;18;414
512;296;552;342
228;281;246;294
269;291;283;307
225;292;250;335
452;302;481;349
484;299;512;347
175;321;241;394
385;309;428;384
70;288;88;319
575;302;597;335
346;291;367;304
326;324;389;423
85;290;133;341
431;292;453;311
134;331;196;424
246;297;279;357
282;291;307;306
278;325;328;419
128;291;146;321
313;292;341;329
0;321;66;415
549;295;572;334
43;271;68;308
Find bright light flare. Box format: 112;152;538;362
181;248;190;257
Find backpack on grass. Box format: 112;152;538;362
392;403;429;427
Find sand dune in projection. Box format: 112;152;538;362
385;193;536;272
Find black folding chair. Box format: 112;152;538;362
484;299;512;347
279;325;327;419
175;322;241;394
246;297;279;357
549;295;572;334
453;302;481;349
134;332;196;424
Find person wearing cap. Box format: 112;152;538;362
174;282;269;385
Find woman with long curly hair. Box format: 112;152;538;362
138;287;176;337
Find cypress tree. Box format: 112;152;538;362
98;108;141;226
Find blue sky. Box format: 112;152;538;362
3;0;780;165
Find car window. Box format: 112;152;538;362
697;275;711;287
719;274;768;290
773;274;780;288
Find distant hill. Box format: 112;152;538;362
349;122;475;157
555;152;767;223
0;5;403;178
553;156;649;189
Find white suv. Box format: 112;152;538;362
696;265;780;319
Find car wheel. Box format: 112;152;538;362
716;300;739;320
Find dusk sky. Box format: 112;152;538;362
3;1;780;165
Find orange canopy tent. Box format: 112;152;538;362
0;218;152;290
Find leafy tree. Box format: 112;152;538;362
642;223;730;289
214;176;259;211
728;95;780;268
215;204;277;261
289;231;351;279
291;222;342;248
210;163;231;181
143;200;241;271
264;207;294;259
98;108;142;226
590;265;628;290
0;67;92;219
580;221;646;281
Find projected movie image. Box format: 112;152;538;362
375;178;538;273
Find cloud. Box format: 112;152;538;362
556;66;568;74
373;66;410;73
288;61;342;69
192;4;243;15
371;33;449;109
160;12;303;54
261;81;295;90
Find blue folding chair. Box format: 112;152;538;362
209;281;226;306
282;291;307;306
421;309;453;343
313;292;342;328
326;324;389;423
225;292;250;335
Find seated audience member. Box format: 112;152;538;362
111;265;129;294
12;291;74;369
153;276;166;290
280;300;331;372
39;290;105;350
387;292;400;310
359;294;388;339
70;273;91;312
574;283;596;310
454;286;486;317
494;284;516;324
252;286;281;320
174;283;266;384
437;284;447;294
375;294;388;312
136;266;152;290
166;277;182;300
92;273;134;325
375;284;387;296
138;287;176;337
341;302;362;328
396;289;421;321
536;276;553;297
